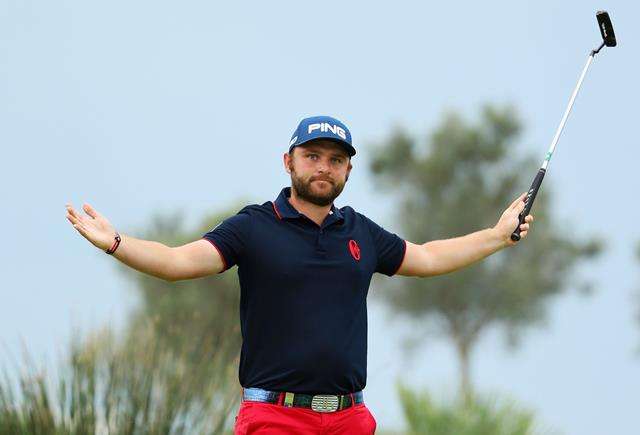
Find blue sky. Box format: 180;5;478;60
1;1;639;433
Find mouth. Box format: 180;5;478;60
313;180;333;188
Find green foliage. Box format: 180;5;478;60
119;204;248;351
116;201;251;398
369;105;602;395
0;325;239;434
397;383;553;435
0;201;252;433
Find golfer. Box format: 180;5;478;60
65;115;533;434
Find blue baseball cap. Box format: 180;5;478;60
288;115;356;157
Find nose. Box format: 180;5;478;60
316;159;329;173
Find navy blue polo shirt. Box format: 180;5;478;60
201;186;406;395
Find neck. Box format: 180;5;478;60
288;187;332;227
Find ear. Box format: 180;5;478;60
345;162;352;182
283;152;292;174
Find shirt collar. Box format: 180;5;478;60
272;186;344;222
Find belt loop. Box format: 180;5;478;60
284;392;295;407
277;392;284;406
350;393;355;407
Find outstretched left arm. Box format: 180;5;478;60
395;192;534;278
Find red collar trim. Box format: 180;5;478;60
271;201;282;220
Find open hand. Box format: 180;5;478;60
493;192;534;247
65;203;117;251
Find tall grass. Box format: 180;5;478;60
0;323;240;434
397;382;557;435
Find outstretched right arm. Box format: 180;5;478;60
65;203;224;282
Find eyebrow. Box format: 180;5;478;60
302;148;348;159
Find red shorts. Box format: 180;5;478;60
233;400;377;434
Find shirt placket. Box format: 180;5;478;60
316;211;341;254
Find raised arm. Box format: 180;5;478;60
65;203;224;282
395;192;534;278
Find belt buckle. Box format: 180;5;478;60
311;394;339;412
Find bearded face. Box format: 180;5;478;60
286;141;351;207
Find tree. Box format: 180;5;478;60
0;202;252;434
116;201;251;400
369;104;601;401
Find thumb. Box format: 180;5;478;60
83;203;101;219
509;192;527;210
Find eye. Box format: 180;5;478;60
332;157;343;164
308;154;318;160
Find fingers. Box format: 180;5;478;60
65;203;81;220
66;212;78;225
66;203;90;230
508;214;533;245
70;219;89;237
83;203;100;219
66;202;100;226
66;204;80;223
66;209;84;229
66;211;84;235
66;202;98;219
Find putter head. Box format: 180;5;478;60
596;11;616;47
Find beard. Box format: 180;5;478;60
288;162;348;207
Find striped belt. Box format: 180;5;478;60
242;387;364;413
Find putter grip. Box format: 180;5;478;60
511;168;546;241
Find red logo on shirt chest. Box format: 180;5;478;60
348;239;361;261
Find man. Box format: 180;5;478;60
65;115;533;434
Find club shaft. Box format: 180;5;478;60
541;53;596;170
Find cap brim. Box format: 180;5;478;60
292;137;356;157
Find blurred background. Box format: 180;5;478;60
1;1;638;433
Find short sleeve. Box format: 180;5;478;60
201;207;252;272
363;215;407;276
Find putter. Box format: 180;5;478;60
511;10;617;241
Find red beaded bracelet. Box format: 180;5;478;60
106;231;121;255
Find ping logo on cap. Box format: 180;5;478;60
308;123;347;140
289;115;356;156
